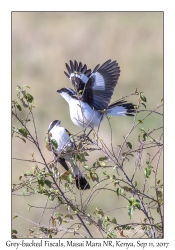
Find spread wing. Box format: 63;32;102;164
83;59;120;110
64;59;120;110
64;60;91;94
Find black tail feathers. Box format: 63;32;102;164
75;175;90;190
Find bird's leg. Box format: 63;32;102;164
86;128;93;137
79;128;93;141
79;128;87;140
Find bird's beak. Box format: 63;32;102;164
57;89;61;93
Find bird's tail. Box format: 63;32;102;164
75;174;90;190
58;157;90;190
107;100;136;117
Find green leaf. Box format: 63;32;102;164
138;119;143;124
84;165;90;171
104;215;110;222
127;206;133;219
28;204;32;211
122;186;132;192
34;188;39;193
82;151;89;156
133;200;141;210
140;92;147;102
55;212;63;218
67;174;73;183
114;180;119;186
45;180;52;188
49;195;54;201
60;170;72;181
116;188;120;196
111;217;117;224
16;87;20;91
100;161;105;167
19;175;23;181
25;93;34;103
66;205;70;211
21;137;26;143
22;85;30;89
98;156;108;161
144;167;151;178
51;139;58;149
126;142;132;149
141;102;146;108
18;128;28;138
120;189;126;196
84;172;91;180
90;172;99;182
64;182;70;191
140;128;145;133
146;159;150;164
23;187;27;196
107;115;112;120
105;223;110;233
143;133;147;141
14;130;20;136
15;135;26;143
122;225;132;230
12;235;17;238
46;141;51;151
25;171;32;176
127;153;134;157
12;229;18;234
37;179;45;186
65;214;74;220
13;215;19;220
155;224;162;230
57;217;63;225
95;208;104;217
15;102;22;111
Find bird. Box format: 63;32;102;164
48;120;90;190
57;59;136;130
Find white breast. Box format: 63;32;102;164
50;126;70;153
68;99;101;129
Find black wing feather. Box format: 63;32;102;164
74;60;78;71
65;63;71;74
70;60;74;72
64;71;70;78
82;60;120;110
92;64;100;73
77;62;82;72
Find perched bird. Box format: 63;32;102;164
57;59;136;130
48;120;90;190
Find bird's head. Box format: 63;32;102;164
48;120;61;133
57;88;76;103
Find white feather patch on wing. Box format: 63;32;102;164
80;74;89;84
107;106;127;116
69;73;88;84
91;72;105;90
70;72;80;79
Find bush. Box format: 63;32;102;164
12;85;163;238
